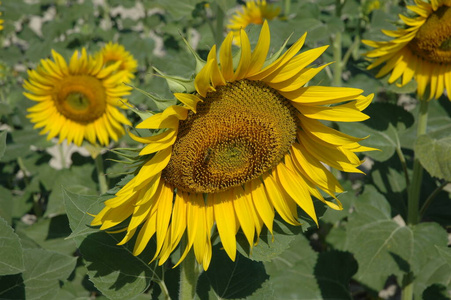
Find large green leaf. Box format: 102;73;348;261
15;215;76;256
201;244;269;299
415;135;451;181
0;217;24;275
343;186;449;296
63;189;161;299
0;248;76;300
262;234;357;299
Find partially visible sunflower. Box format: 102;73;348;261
0;1;4;31
24;49;132;146
96;42;138;83
92;21;375;270
227;0;280;44
363;0;451;100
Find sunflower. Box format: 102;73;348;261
227;0;280;44
0;1;4;31
363;0;451;100
92;21;374;270
24;49;132;146
96;42;137;83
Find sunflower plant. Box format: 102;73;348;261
0;1;450;300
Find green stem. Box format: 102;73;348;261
215;5;225;47
284;0;291;18
58;143;67;169
395;144;410;187
401;272;414;300
94;154;108;194
407;99;429;225
419;181;448;217
332;0;343;86
179;250;201;300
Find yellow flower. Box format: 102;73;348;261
24;49;132;146
96;42;138;83
92;21;374;270
363;0;451;100
0;1;4;31
227;0;280;44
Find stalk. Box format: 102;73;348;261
179;250;201;300
94;153;108;194
407;99;429;225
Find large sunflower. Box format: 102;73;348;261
227;0;280;44
96;42;138;83
92;21;374;270
363;0;451;100
24;49;132;146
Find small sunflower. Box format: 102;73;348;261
363;0;451;100
227;0;280;44
24;49;132;146
96;42;138;83
92;21;374;270
0;1;4;31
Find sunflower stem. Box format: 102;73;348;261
94;153;108;195
332;0;343;86
179;250;201;300
215;4;225;47
407;99;429;225
58;143;67;169
401;272;414;300
419;180;448;218
283;0;291;18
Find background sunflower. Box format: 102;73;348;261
24;49;132;146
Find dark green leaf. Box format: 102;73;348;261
0;217;24;275
63;189;160;299
0;131;7;160
203;244;269;299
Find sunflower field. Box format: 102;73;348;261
0;0;450;299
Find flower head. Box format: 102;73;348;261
92;21;374;270
227;0;280;44
96;42;138;83
363;0;451;100
0;1;4;31
24;49;132;146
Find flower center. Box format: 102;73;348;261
54;75;106;122
408;5;451;63
162;79;298;194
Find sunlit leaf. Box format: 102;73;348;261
0;217;24;275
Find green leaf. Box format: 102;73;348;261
0;131;7;160
15;215;76;256
237;218;303;262
314;251;358;300
263;234;321;299
0;217;24;275
202;244;269;299
339;102;414;162
63;189;161;299
0;248;77;300
415;135;451;181
45;164;98;217
343;186;449;295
